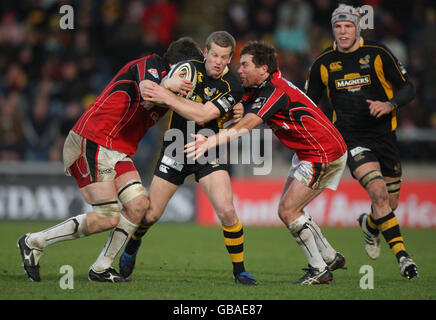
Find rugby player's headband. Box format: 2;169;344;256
331;4;361;30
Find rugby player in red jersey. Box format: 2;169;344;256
120;31;257;286
17;37;202;282
186;41;348;285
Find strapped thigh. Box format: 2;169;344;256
386;178;402;195
92;199;121;217
117;180;147;204
358;170;384;189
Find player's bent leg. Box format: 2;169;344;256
354;166;416;277
18;181;120;282
385;176;401;210
198;170;257;285
303;211;346;271
382;175;417;278
90;170;148;282
279;178;332;285
120;175;179;278
353;163;385;259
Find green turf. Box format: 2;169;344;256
1;221;435;300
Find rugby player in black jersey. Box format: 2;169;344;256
305;4;417;279
119;31;257;285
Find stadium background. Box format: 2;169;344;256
0;0;435;227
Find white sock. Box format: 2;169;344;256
91;214;138;272
288;215;327;270
27;213;89;250
304;211;337;263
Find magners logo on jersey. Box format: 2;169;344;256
335;73;371;90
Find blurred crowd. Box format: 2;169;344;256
0;0;179;165
1;0;436;166
226;0;436;161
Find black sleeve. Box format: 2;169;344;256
389;80;416;108
210;76;244;116
304;59;324;105
131;55;166;86
379;46;416;107
246;87;288;122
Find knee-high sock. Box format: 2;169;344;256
92;214;138;272
366;209;379;236
222;220;246;275
27;213;89;250
304;212;336;263
124;223;153;255
288;215;326;270
374;211;408;262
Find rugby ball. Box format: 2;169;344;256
167;61;197;100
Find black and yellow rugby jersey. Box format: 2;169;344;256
305;38;408;139
165;56;243;147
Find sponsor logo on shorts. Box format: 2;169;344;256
209;159;220;168
159;164;169;173
162;155;184;172
350;146;371;158
98;168;113;175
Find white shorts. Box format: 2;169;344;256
287;152;347;190
63;130;134;186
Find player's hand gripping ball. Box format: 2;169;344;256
167;61;197;99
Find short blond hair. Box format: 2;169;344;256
205;31;236;55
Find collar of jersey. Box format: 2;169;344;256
202;57;229;78
259;70;281;88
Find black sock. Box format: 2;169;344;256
124;224;152;255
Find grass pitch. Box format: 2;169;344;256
1;221;435;301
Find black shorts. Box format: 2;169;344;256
153;149;229;186
345;131;402;178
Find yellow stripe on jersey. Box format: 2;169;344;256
374;55;393;99
319;63;336;122
167;110;174;129
364;45;406;82
374;54;397;131
320;64;330;99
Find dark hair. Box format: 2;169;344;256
205;31;236;55
240;41;278;74
163;37;202;64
